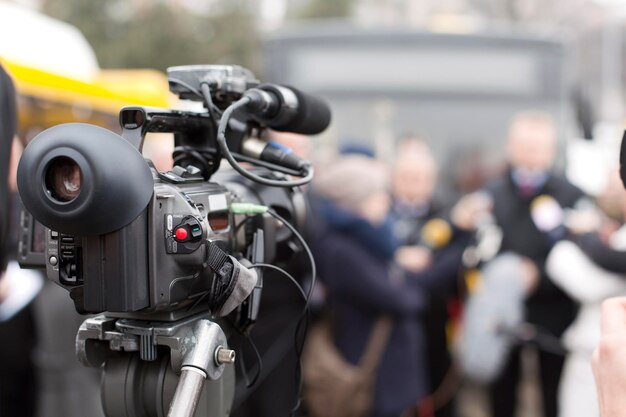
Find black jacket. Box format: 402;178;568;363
487;170;585;336
0;65;16;273
575;232;626;273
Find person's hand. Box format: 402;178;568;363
565;209;602;235
395;246;432;273
598;219;621;244
451;192;493;231
593;298;626;417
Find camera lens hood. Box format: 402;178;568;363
18;123;154;235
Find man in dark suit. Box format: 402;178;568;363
485;111;585;417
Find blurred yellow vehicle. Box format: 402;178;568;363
0;2;172;142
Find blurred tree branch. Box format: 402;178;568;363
290;0;356;19
42;0;260;73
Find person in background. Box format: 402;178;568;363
0;65;13;271
0;64;41;417
312;154;465;417
0;64;103;417
390;138;440;245
482;111;585;417
547;169;626;417
2;137;105;417
390;137;473;417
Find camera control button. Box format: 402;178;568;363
49;256;58;266
175;227;189;241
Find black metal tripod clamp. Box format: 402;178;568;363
76;312;231;379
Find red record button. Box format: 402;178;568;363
174;227;188;241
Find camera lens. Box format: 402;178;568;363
45;156;82;203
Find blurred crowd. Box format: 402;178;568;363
291;109;626;417
2;65;626;417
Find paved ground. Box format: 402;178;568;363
456;347;542;417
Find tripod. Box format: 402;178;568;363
76;311;236;417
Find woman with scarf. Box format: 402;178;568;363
311;155;464;417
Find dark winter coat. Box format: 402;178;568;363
313;200;464;416
487;169;585;336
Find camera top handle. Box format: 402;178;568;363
120;107;219;152
119;105;313;185
120;106;228;180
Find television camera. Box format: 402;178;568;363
16;65;330;417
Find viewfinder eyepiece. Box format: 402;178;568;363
18;123;154;235
45;156;82;203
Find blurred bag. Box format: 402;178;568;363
302;315;393;417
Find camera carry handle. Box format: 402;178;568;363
119;106;218;153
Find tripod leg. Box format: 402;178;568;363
167;368;207;417
166;319;235;417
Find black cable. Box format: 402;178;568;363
290;310;309;416
225;313;264;390
251;263;307;302
185;289;211;313
168;77;221;123
233;262;310;408
172;145;221;179
267;210;316;304
241;335;263;388
213;95;315;188
173;146;214;171
232;210;316;414
266;209;316;417
200;82;222;126
172;146;218;161
234;217;250;235
250;261;310;411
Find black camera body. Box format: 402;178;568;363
17;65;323;321
45;176;237;316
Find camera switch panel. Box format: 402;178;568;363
51;233;80;286
165;214;204;254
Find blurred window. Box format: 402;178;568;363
287;47;542;97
